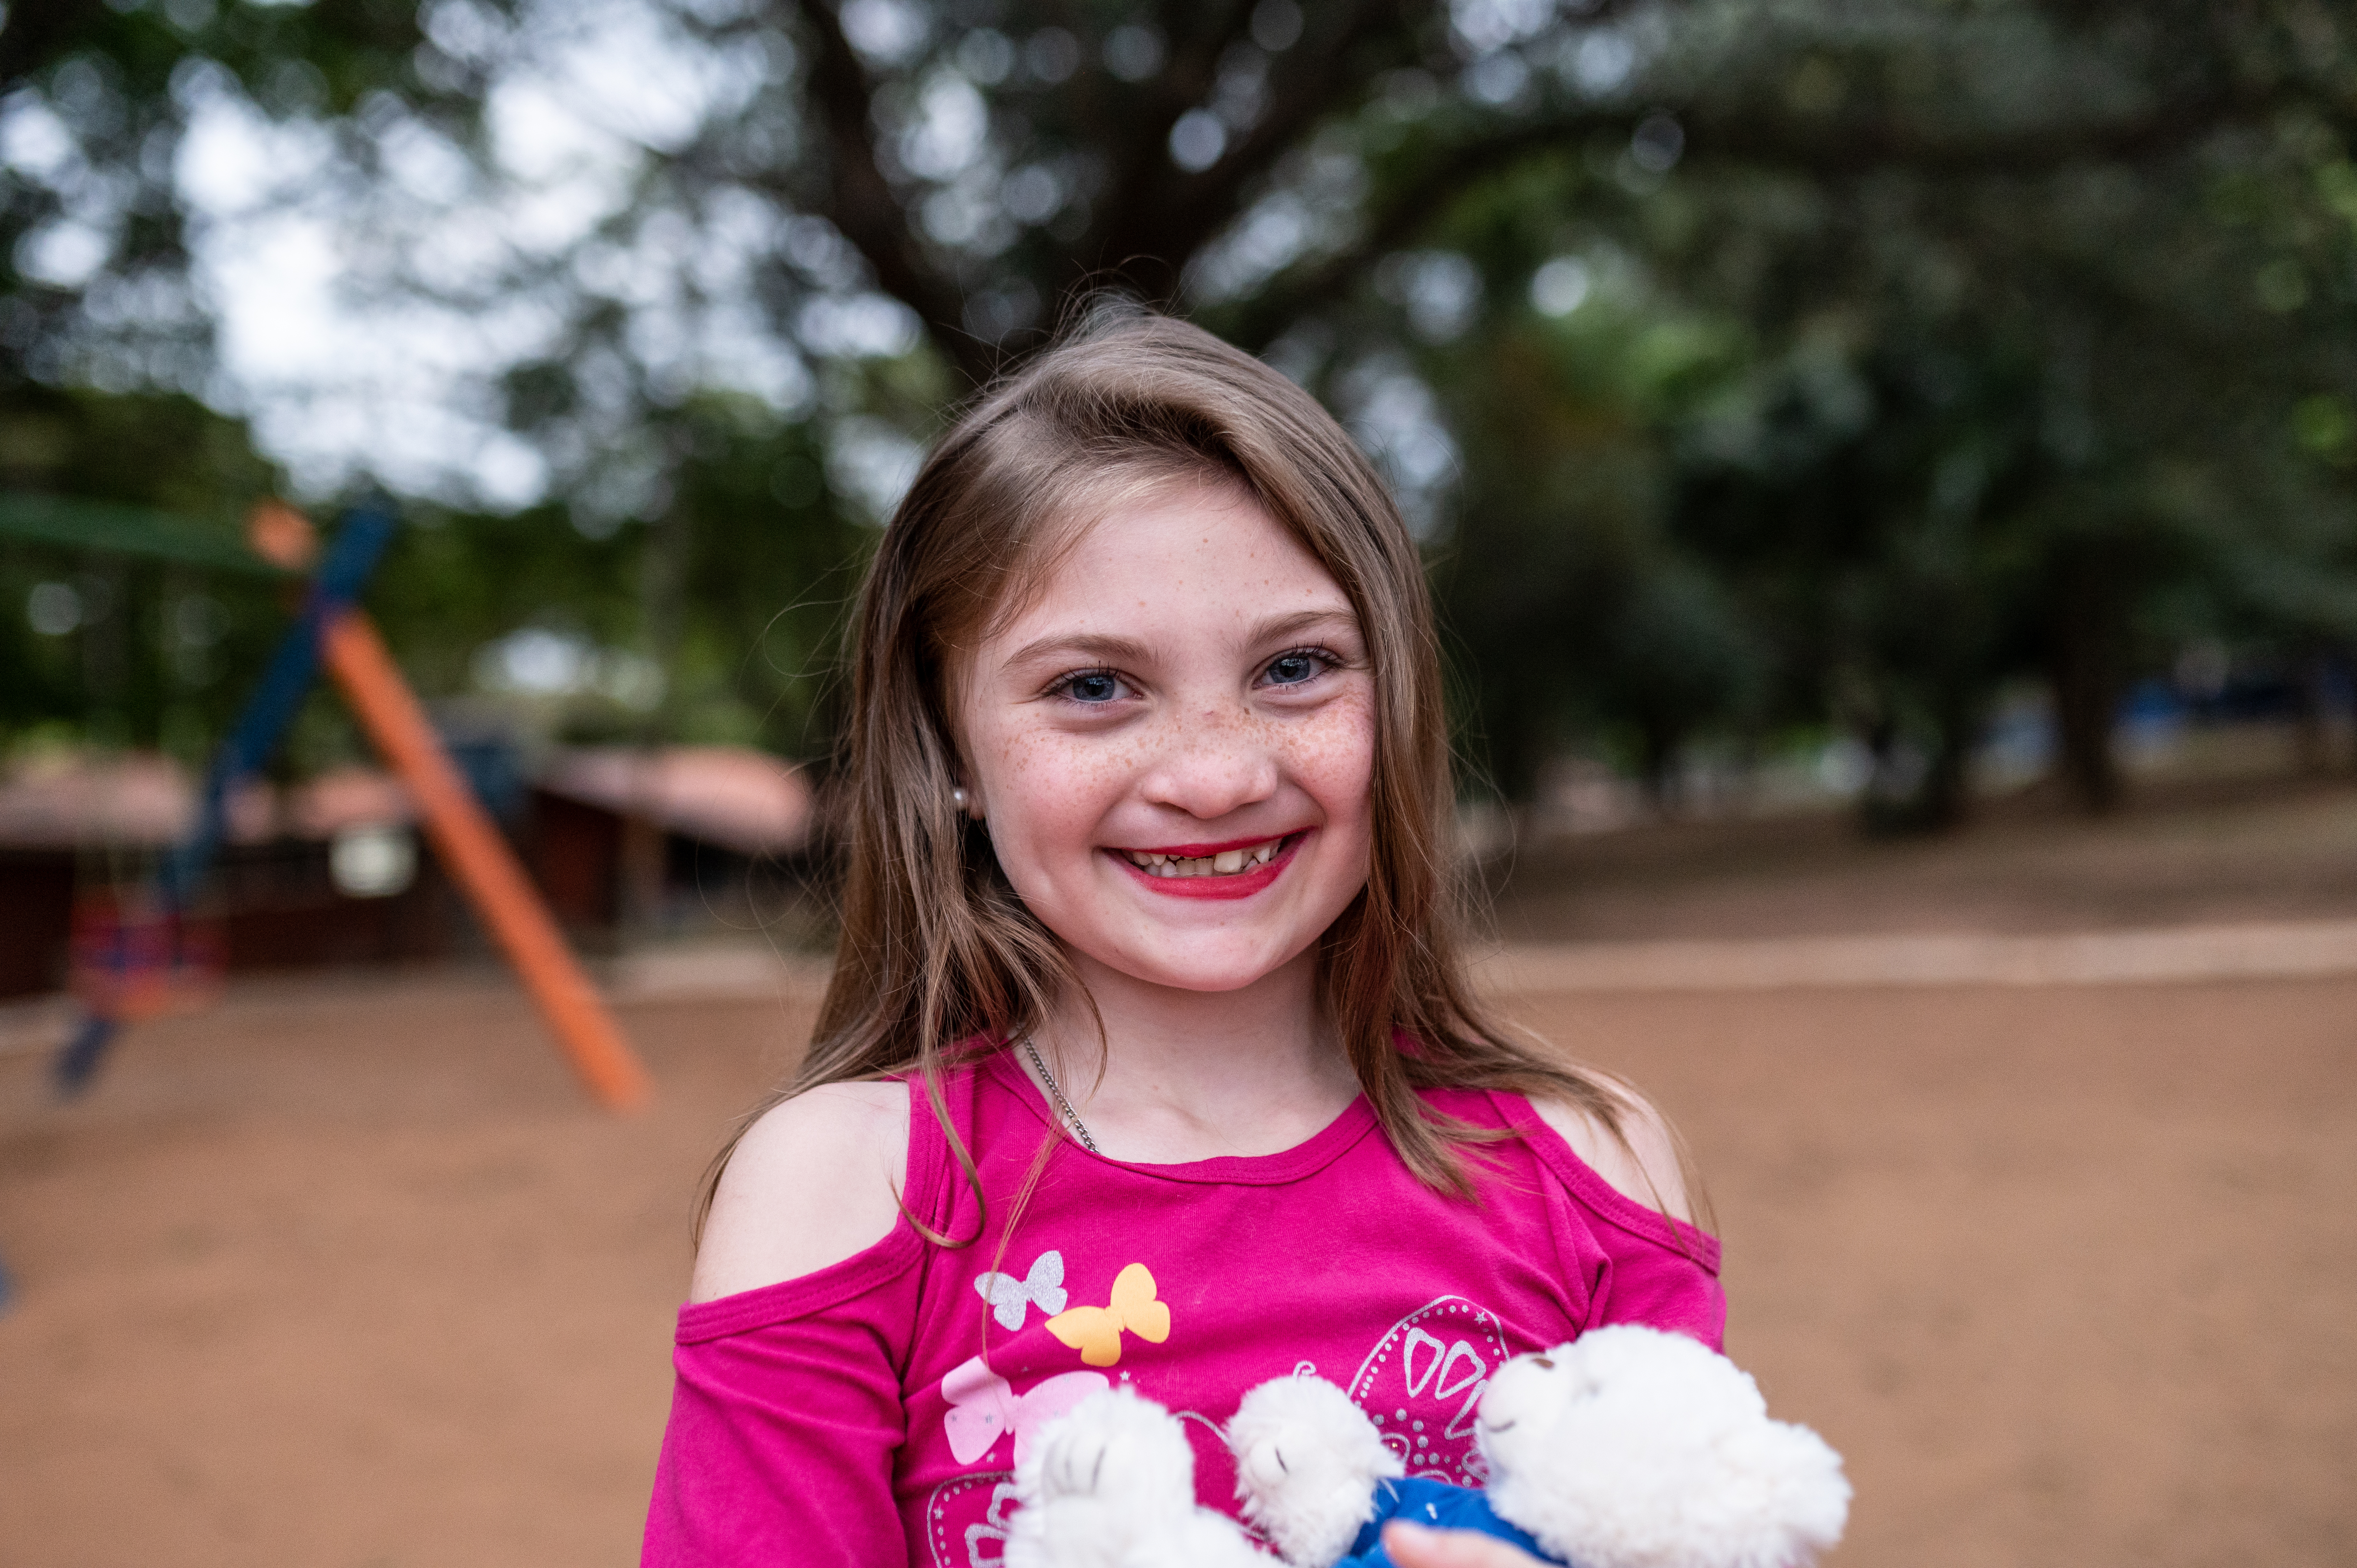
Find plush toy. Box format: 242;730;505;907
1235;1325;1850;1568
1003;1383;1267;1568
1228;1372;1551;1566
1009;1325;1849;1568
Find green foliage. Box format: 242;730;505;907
0;383;285;756
1;0;467;389
10;0;2357;829
646;398;874;754
0;381;869;769
362;393;869;758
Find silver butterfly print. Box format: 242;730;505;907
971;1249;1068;1330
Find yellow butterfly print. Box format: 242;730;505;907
1044;1263;1171;1368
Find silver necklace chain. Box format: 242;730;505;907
1021;1039;1099;1153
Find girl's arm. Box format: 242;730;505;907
692;1080;911;1300
646;1083;919;1568
1522;1082;1724;1349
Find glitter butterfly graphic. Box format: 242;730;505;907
972;1249;1068;1330
1045;1262;1171;1368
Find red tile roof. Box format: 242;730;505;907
536;747;813;856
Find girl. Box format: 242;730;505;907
644;308;1717;1568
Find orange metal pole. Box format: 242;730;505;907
320;608;652;1111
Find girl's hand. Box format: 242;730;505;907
1379;1520;1551;1568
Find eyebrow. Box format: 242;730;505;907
1005;632;1153;669
1253;607;1360;645
1005;607;1361;671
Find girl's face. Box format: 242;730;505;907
956;477;1376;995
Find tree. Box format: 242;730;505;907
0;385;286;756
11;0;2357;817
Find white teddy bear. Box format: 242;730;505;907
1003;1383;1267;1568
1455;1325;1849;1568
1009;1326;1849;1568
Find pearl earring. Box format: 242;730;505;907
951;787;969;811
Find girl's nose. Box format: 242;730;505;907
1137;706;1281;821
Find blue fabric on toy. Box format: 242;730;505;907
1337;1476;1561;1567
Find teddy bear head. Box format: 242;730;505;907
1474;1326;1850;1568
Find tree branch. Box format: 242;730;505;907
0;0;110;86
790;0;993;383
1145;0;1417;259
1142;0;1667;267
1688;78;2332;177
1049;0;1277;304
1219;74;2334;349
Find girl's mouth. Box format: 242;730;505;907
1106;831;1307;901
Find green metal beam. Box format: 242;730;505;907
0;493;292;576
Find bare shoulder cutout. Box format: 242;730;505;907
690;1079;912;1303
1525;1079;1699;1229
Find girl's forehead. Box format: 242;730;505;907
1013;478;1346;614
940;477;1361;718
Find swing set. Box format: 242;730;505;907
4;491;650;1112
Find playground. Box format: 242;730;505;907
10;11;2355;1563
1;487;2351;1564
3;779;2354;1568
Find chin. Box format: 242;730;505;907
1126;958;1285;994
1116;936;1313;995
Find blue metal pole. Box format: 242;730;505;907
53;498;401;1098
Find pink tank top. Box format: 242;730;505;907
642;1048;1723;1567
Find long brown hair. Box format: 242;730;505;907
699;303;1657;1241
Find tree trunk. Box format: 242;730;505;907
1856;685;1977;835
2294;645;2334;775
2049;543;2123;814
1477;702;1543;810
638;501;693;743
1914;679;1979;832
1637;720;1683;813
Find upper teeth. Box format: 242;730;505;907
1122;839;1285;878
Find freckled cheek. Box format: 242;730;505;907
977;722;1138;866
1285;697;1378;821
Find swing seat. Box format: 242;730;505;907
68;895;224;1023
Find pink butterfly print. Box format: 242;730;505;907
938;1356;1110;1467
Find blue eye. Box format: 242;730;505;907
1060;670;1126;703
1263;651;1327;687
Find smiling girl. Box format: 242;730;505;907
643;310;1718;1568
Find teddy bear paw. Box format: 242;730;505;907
1229;1375;1405;1567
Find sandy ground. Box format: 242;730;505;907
3;783;2355;1566
2;966;2349;1568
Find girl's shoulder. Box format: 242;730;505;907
689;1079;913;1304
1516;1081;1700;1228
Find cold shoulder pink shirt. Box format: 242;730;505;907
643;1050;1723;1568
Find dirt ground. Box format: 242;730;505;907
2;785;2353;1567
